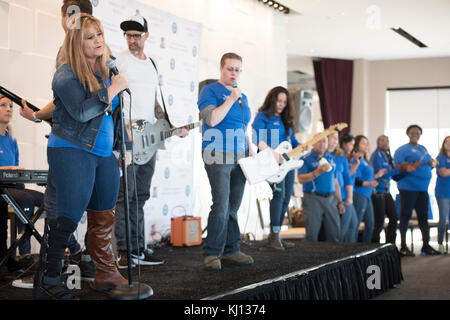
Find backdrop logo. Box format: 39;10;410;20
164;167;170;179
168;94;174;106
162;204;168;216
91;0;99;7
190;81;195;92
172;22;178;34
170;58;176;70
192;46;197;57
185;185;191;197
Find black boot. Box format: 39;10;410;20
33;216;79;300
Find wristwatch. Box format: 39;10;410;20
33;112;42;123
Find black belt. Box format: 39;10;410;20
304;192;333;198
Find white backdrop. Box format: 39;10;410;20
93;0;202;243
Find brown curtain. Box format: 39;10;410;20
313;58;353;133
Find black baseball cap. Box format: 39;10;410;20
120;15;148;33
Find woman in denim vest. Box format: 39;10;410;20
34;14;129;299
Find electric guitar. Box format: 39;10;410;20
131;119;201;165
0;86;52;125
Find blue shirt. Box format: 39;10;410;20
370;149;397;193
299;151;336;194
393;143;432;191
251;110;300;149
198;82;251;153
48;78;119;157
435;154;450;198
353;157;375;200
0;131;19;166
330;151;352;201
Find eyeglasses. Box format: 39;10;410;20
225;67;242;73
124;32;146;40
0;102;13;109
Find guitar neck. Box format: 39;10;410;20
163;122;199;139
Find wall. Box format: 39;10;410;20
0;0;289;245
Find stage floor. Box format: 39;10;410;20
0;239;399;300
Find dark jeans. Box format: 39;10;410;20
48;147;120;225
44;170;81;254
115;154;156;252
371;193;398;244
399;190;430;248
203;156;247;257
269;170;295;232
0;187;43;256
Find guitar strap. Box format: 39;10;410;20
148;57;173;127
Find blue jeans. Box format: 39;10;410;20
47;147;120;225
339;203;358;243
269;170;295;232
436;198;450;245
353;193;374;243
44;170;81;254
203;157;247;257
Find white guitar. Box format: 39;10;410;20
239;123;348;185
131;119;202;165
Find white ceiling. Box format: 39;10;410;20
283;0;450;60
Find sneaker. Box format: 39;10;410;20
6;257;25;273
12;275;34;289
18;254;35;270
131;249;165;266
399;246;415;257
116;251;136;269
222;251;254;265
439;244;447;254
204;256;221;271
421;245;441;255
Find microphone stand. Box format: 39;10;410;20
110;91;153;300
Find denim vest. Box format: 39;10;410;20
51;64;115;151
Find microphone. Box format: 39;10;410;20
106;59;131;95
231;82;242;107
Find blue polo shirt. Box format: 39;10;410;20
393;143;432;191
198;82;251;153
370;149;397;193
251;110;300;149
435;154;450;199
329;151;352;201
353;157;375;200
0;131;19;166
299;151;336;194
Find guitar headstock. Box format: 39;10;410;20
327;123;348;134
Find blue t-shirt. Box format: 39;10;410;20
393;143;432;191
0;131;19;166
198;82;251;153
48;78;119;157
299;151;336;194
353;157;375;200
329;151;352;201
435;154;450;199
251;110;300;150
370;149;397;193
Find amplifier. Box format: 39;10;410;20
170;216;202;247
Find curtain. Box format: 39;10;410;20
313;58;353;133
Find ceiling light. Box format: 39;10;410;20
391;27;428;48
257;0;291;14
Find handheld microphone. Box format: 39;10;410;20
231;82;242;107
106;59;131;95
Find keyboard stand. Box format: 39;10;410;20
0;187;44;270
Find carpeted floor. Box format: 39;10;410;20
0;239;386;300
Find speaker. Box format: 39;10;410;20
290;89;314;133
170;216;202;247
199;79;218;95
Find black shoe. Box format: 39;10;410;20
33;275;78;300
131;249;165;266
399;246;415;257
79;253;95;282
421;245;441;256
6;257;25;273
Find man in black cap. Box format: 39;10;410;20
113;14;167;269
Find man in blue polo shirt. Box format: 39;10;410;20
298;135;344;242
197;52;253;271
